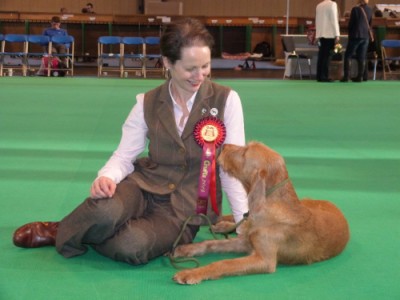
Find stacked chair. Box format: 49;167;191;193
143;36;166;78
48;35;75;76
97;35;165;78
2;33;166;78
26;35;50;74
0;33;75;77
0;34;28;76
121;36;145;77
97;36;123;77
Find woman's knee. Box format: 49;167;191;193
84;182;144;223
94;226;156;265
84;197;125;223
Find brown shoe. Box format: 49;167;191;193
13;222;59;248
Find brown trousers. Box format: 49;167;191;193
55;176;198;265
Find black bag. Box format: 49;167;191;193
253;41;271;57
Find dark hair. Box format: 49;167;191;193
51;16;61;23
87;3;93;8
160;18;214;64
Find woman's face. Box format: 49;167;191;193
164;45;211;97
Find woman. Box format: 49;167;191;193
13;18;249;265
315;0;340;82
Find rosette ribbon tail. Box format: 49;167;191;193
210;153;219;215
196;141;219;215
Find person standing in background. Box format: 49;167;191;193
315;0;340;82
340;0;373;82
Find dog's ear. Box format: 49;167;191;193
248;170;266;204
249;168;266;184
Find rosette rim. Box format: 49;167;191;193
193;116;226;148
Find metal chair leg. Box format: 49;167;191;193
372;59;377;80
294;58;302;79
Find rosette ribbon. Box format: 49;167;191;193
193;116;226;215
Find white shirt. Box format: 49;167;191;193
316;0;340;39
97;86;249;223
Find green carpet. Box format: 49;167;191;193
0;77;399;300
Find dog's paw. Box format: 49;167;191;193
172;244;197;258
212;220;236;233
173;269;203;285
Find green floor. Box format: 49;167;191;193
0;77;399;299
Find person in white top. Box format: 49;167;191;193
13;18;249;266
315;0;341;82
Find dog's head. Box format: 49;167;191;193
218;141;288;193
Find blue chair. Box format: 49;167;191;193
0;34;28;76
381;39;400;80
121;37;145;78
49;35;75;76
26;35;50;75
97;36;122;77
143;36;165;78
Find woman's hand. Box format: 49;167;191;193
90;176;116;199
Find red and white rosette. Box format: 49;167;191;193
193;116;226;215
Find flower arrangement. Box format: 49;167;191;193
334;43;343;53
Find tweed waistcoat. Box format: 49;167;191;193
129;79;231;224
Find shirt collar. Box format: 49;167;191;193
168;80;197;109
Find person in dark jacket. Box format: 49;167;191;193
340;0;373;82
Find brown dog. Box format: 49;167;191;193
173;141;350;284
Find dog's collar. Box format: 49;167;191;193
265;178;290;197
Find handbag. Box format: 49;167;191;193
360;5;374;42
